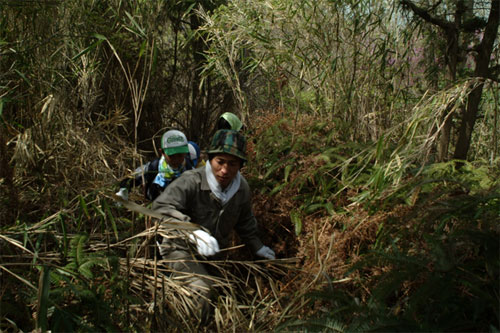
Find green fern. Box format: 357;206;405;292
65;234;108;279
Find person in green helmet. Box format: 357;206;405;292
217;112;243;132
152;129;274;323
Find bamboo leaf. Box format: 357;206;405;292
138;40;147;58
270;183;285;196
92;33;107;40
79;196;90;220
58;214;68;258
71;37;105;61
284;164;293;182
0;98;4;120
124;11;146;38
0;265;36;290
290;210;302;236
305;203;326;214
325;202;335;215
14;69;32;87
181;3;196;21
103;199;119;242
36;266;51;332
375;134;385;163
264;162;282;179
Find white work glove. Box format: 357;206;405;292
188;230;220;257
114;188;128;207
255;245;275;260
115;187;129;201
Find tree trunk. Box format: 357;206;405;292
453;85;485;160
437;25;459;162
453;0;499;160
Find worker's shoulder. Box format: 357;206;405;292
180;166;204;180
140;157;161;173
239;174;251;191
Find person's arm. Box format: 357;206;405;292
153;170;220;256
119;160;156;190
234;179;275;259
235;200;265;253
117;159;160;201
152;170;195;222
233;181;265;253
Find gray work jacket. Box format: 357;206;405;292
152;166;264;253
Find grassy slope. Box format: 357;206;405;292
0;111;498;332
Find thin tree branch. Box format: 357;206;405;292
400;0;454;31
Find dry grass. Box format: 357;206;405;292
1;215;304;331
4;95;135;221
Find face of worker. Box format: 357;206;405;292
164;152;186;169
210;153;242;189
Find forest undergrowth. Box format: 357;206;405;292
1;111;499;332
1;0;499;331
248;113;499;332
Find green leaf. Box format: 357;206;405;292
290;210;302;236
79;260;96;279
71;37;105;61
270;183;285;196
92;33;107;40
138;40;147;58
58;214;68;258
264;162;283;180
79;196;90;220
103;200;119;242
0;98;4;120
181;3;196;21
325;202;335;215
14;69;32;87
305;203;326;214
284;164;293;182
375;134;385;163
76;234;87;266
124;11;146;38
36;266;51;332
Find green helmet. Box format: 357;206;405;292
208;129;247;162
219;112;243;132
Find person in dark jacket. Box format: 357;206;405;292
116;129;194;202
152;129;274;322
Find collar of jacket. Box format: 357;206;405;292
200;165;211;191
199;164;244;194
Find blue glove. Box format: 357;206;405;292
255;245;275;260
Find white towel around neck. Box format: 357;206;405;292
205;161;241;205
